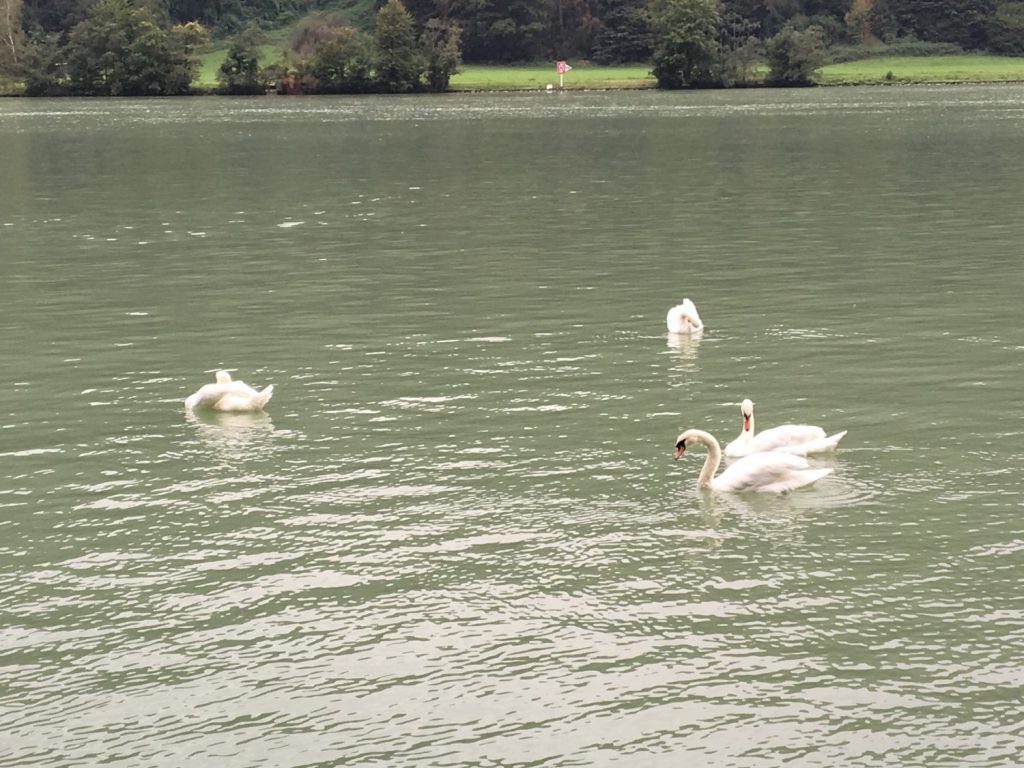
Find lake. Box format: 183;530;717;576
1;86;1022;767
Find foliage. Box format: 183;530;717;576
291;11;350;55
306;24;373;91
591;0;653;63
765;24;826;84
545;0;601;59
164;0;355;34
18;31;62;93
62;0;205;95
447;0;548;62
421;18;461;91
20;0;91;35
1;0;22;72
374;0;421;92
716;7;761;84
218;23;266;93
866;0;998;50
828;38;962;63
648;0;720;88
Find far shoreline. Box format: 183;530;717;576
5;53;1024;98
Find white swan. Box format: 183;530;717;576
674;428;832;493
666;298;703;335
724;399;846;458
184;370;274;413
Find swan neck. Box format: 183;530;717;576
694;431;722;488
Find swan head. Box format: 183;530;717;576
215;370;233;385
674;435;687;460
674;429;699;460
740;398;754;431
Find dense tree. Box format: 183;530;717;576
218;23;265;93
17;32;61;93
765;23;825;84
545;0;600;57
21;0;92;34
717;8;762;84
1;0;22;70
306;25;374;91
447;0;548;61
648;0;720;87
63;0;204;95
591;0;652;63
867;0;997;48
988;0;1024;52
421;17;461;90
374;0;421;91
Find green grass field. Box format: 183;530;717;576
818;54;1024;84
197;43;288;88
450;64;655;91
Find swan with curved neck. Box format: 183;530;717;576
185;370;274;413
666;298;703;335
724;399;846;458
674;428;832;493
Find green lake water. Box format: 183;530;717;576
1;87;1022;766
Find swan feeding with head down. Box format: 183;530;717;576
666;298;703;335
184;370;274;413
724;399;846;458
674;429;832;493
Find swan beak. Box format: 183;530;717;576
743;416;751;431
674;444;685;460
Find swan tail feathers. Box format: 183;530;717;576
254;385;274;409
777;430;847;456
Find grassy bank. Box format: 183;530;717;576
196;43;288;89
818;53;1024;84
195;50;1024;92
449;64;655;91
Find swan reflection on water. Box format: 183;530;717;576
185;408;278;460
666;330;702;359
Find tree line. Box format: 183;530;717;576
1;0;1023;95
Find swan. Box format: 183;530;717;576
184;370;274;413
666;298;703;335
724;399;846;458
674;428;832;493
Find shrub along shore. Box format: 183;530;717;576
4;54;1024;97
197;52;1024;92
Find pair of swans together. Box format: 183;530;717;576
675;400;847;493
185;370;274;413
667;299;846;492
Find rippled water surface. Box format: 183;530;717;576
2;88;1023;766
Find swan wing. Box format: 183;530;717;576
185;382;231;411
666;298;703;334
772;430;848;456
712;451;811;492
212;384;273;413
756;467;833;493
224;379;262;397
746;424;827;453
